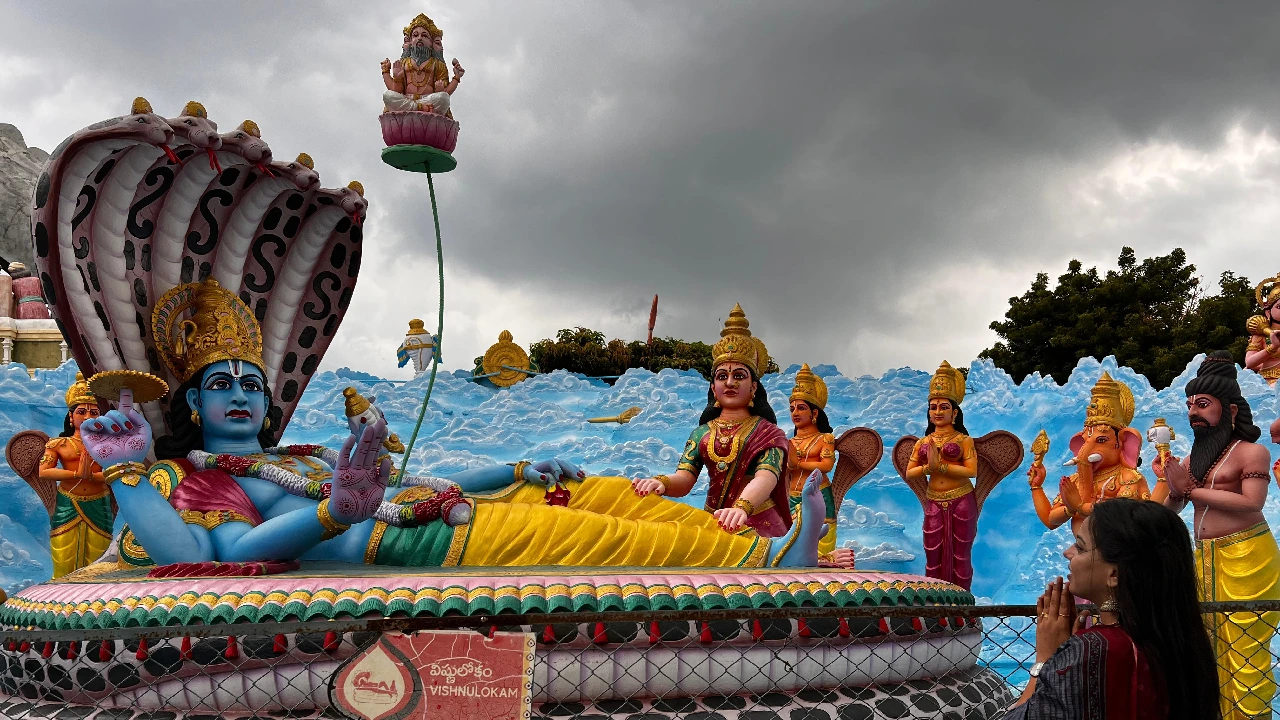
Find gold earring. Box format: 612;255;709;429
749;399;755;407
191;409;201;427
263;417;272;430
713;400;721;408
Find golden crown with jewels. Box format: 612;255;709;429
929;361;966;406
712;304;770;377
404;13;442;39
790;363;828;409
1085;371;1135;430
152;279;265;384
64;372;97;409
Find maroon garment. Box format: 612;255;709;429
699;418;793;537
11;276;50;319
923;491;976;590
168;462;264;527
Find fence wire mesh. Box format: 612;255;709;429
0;601;1276;719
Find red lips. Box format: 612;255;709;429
226;410;252;419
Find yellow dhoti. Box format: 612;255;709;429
49;488;114;578
372;477;772;568
1197;523;1280;719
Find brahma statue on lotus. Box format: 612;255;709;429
379;13;463;152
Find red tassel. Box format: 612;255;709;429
135;638;148;661
543;625;557;644
592;622;607;644
699;622;712;643
4;641;14;652
65;641;78;660
98;640;112;662
486;626;496;640
18;641;30;654
180;636;192;660
751;619;764;641
224;636;238;660
648;622;660;644
324;631;340;651
797;619;811;639
939;616;949;628
41;642;54;659
911;617;924;633
838;618;851;638
273;634;287;653
878;618;890;635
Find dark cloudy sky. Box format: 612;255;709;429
4;1;1280;379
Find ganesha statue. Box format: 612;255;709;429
1027;372;1167;530
1245;273;1280;385
380;13;464;152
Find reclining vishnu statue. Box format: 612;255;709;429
78;283;837;570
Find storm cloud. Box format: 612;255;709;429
3;0;1280;378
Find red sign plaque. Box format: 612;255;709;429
329;630;536;720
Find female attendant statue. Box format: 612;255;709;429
81;283;833;570
38;373;111;577
631;304;794;538
891;361;1023;590
787;364;837;555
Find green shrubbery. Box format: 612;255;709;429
528;327;780;380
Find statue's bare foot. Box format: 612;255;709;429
819;548;856;569
330;419;390;524
777;470;826;567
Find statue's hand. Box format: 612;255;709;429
79;389;151;468
924;442;940;476
528;458;585;486
452;58;465;79
1028;463;1046;489
1162;455;1193;496
330;418;390;524
632;477;667;497
381;58;392;74
713;507;748;533
1059;476;1082;514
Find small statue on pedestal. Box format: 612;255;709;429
1245;273;1280;385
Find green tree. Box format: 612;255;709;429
528;328;779;381
980;248;1254;389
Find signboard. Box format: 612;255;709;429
329;630;536;720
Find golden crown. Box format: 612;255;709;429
348;180;365;197
711;303;769;377
404;13;441;38
1257;273;1280;309
1085;372;1135;430
131;97;152;114
152;279;265;384
790;363;828;409
181;101;208;119
929;361;966;405
238;120;261;138
343;387;371;417
407;318;428;336
65;372;97;409
295;153;314;169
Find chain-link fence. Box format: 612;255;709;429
1;601;1277;719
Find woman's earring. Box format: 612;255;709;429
191;409;202;427
749;399;755;408
713;400;721;408
263;416;272;431
1099;594;1119;613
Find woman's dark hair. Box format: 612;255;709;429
1089;499;1219;720
154;368;283;459
789;400;833;435
59;412;74;438
698;368;777;425
924;401;968;435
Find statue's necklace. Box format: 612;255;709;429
707;417;753;471
793;431;825;460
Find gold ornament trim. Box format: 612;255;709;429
64;372;97;409
482;330;531;388
1084;371;1135;430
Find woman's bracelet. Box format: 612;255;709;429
733;498;756;516
103;461;148;487
316;498;351;540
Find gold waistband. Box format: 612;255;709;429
1262;366;1280;380
926;484;974;502
1196;522;1272;549
58;487;110;503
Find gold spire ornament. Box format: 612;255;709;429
152;279;265;384
928;361;966;406
131;97;153;114
711;304;770;377
406;318;429;335
295;153;315;170
343;387;371;417
790;363;828;409
64;372;97;408
1084;372;1135;430
181;101;208;119
238;120;261;138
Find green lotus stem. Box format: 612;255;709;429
397;171;444;480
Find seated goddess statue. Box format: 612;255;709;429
82;282;832;571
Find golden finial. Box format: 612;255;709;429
131;97;153;114
295;152;314;169
790;363;828;410
928;361;966;406
348;180;365;197
1029;430;1050;468
1084;371;1135;430
406;319;428;336
482;330;531;388
181;101;208;119
238;120;261;138
343;387;371;417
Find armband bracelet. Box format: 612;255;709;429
733;498;756;515
1242;471;1270;481
654;474;672;489
316;499;351;540
513;461;531;482
103;461;148;487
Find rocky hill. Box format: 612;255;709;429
0;124;45;269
